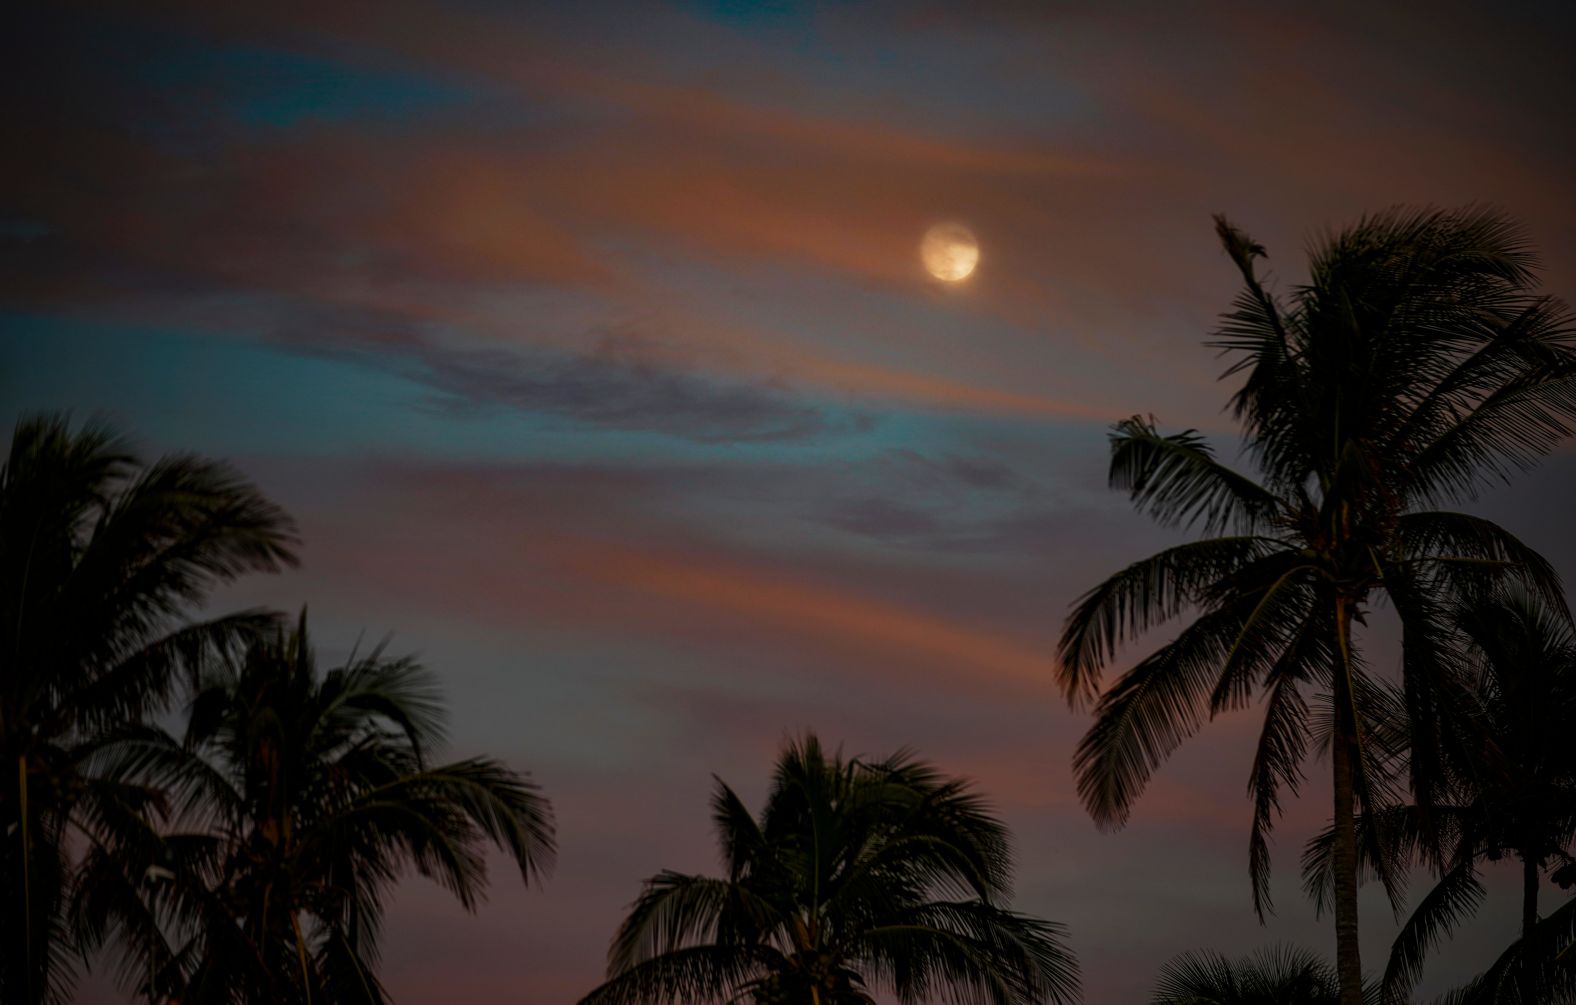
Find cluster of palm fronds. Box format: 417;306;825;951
578;734;1081;1005
0;416;556;1004
1058;207;1576;1005
1299;590;1576;1005
0;419;1073;1005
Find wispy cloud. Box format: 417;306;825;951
19;3;1576;1002
291;326;865;443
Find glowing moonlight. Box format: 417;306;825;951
920;222;979;282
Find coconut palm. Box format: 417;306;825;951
73;613;556;1004
1151;944;1354;1004
1304;589;1576;1003
1453;893;1576;1004
1057;208;1576;1005
579;733;1079;1005
0;413;297;1004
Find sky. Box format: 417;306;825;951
4;1;1576;1002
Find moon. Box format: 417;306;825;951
920;222;979;282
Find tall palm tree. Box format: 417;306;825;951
1304;589;1576;1003
1151;944;1352;1005
0;413;297;1004
579;734;1079;1005
1056;208;1576;1005
74;613;557;1004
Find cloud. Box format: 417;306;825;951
0;2;1218;431
22;5;1576;1003
289;325;864;444
240;452;1090;690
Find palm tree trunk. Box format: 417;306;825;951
18;753;34;1005
1521;850;1540;1004
1522;851;1539;939
1330;598;1365;1005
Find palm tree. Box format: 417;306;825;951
579;733;1080;1005
1304;589;1576;1003
1056;208;1576;1005
1151;944;1352;1004
0;414;297;1004
1454;892;1576;1004
73;613;556;1004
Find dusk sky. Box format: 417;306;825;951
5;2;1576;1002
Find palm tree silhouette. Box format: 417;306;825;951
1057;208;1576;1005
1151;944;1352;1004
579;734;1079;1005
75;614;556;1003
1304;589;1576;1003
1455;891;1576;1003
0;414;297;1004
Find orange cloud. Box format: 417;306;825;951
560;538;1057;691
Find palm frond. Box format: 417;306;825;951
1397;511;1566;616
710;780;767;880
1107;417;1282;535
1380;858;1487;1005
1152;942;1346;1004
1150;946;1240;1003
1058;535;1286;706
608;874;772;972
1076;576;1316;829
859;901;1080;1005
1247;625;1321;918
580;944;779;1005
1461;893;1576;1005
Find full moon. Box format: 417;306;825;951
920;222;979;282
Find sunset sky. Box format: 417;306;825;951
5;2;1576;1001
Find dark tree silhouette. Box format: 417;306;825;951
75;614;556;1004
0;414;297;1004
1305;589;1576;1003
1151;944;1355;1005
1453;893;1576;1004
1057;208;1576;1005
579;734;1079;1005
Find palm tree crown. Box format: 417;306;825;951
1057;208;1576;1005
580;734;1080;1005
1151;944;1352;1005
76;614;556;1004
0;413;297;1004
